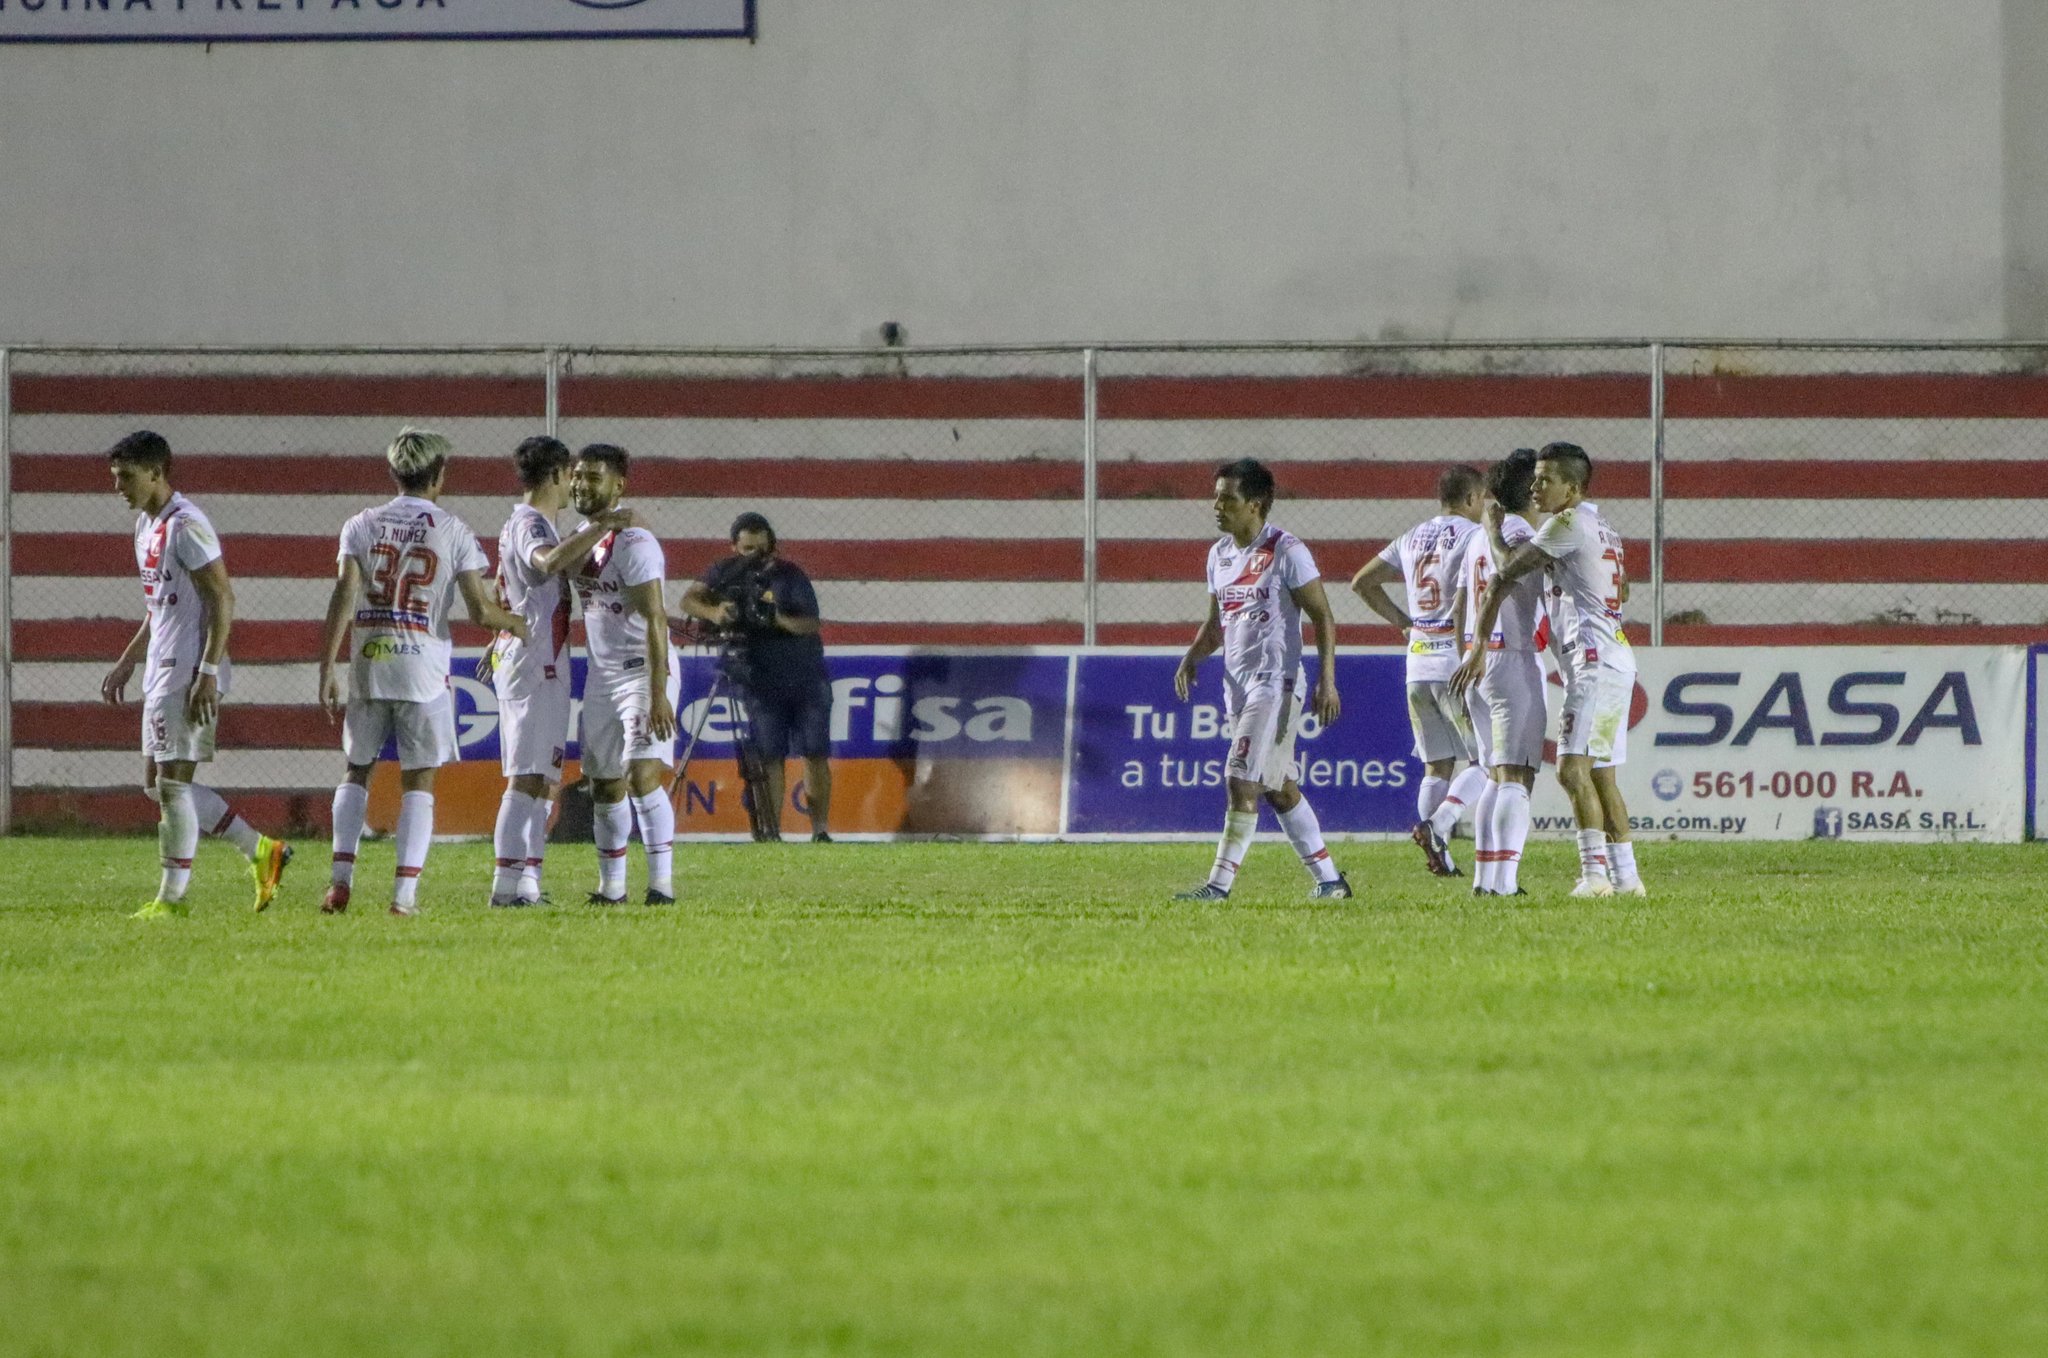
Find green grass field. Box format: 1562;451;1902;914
1;833;2044;1357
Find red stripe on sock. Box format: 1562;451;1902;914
162;857;193;869
494;858;519;868
599;848;629;860
332;852;356;863
211;810;235;835
396;867;422;879
524;858;544;867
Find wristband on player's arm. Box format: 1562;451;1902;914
197;660;220;678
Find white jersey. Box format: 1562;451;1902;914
1459;513;1545;653
337;495;490;703
1206;523;1319;682
572;520;667;679
134;492;229;696
494;503;573;696
1532;499;1634;674
1377;514;1480;683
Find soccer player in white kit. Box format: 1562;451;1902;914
101;431;293;918
1172;459;1351;901
1448;449;1547;897
483;437;637;907
1453;443;1641;896
316;429;527;916
567;444;679;905
1350;465;1490;877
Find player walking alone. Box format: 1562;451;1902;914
318;428;526;916
1172;459;1351;901
102;431;292;918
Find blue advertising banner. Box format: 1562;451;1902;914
441;648;1069;766
1065;652;1420;834
0;1;754;45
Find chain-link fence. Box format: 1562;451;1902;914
4;341;2043;831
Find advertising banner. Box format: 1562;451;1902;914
1065;652;1419;835
1525;647;2030;842
368;648;1070;838
0;1;754;45
364;645;2030;842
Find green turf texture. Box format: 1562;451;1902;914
1;834;2043;1357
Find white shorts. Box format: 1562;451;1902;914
1407;680;1476;765
344;694;458;772
496;674;572;779
1462;680;1493;770
1480;650;1547;771
1558;664;1633;765
580;667;681;781
141;685;216;765
1223;673;1302;793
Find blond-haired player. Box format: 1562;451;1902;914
317;428;526;916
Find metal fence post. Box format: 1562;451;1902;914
1082;346;1099;647
1649;341;1666;647
544;347;561;438
0;345;13;834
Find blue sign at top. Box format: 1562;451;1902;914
0;1;753;45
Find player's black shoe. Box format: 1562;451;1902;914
644;890;675;906
811;831;833;844
1410;822;1460;877
586;891;626;906
1310;873;1354;900
1173;883;1231;901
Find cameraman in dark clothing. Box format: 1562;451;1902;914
680;512;834;842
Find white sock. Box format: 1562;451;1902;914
1275;798;1340;883
393;790;434;908
331;782;368;887
189;783;261;859
1610;840;1641;889
1416;775;1449;825
1206;809;1259;892
522;797;550;901
1575;827;1610;884
1430;764;1490;841
493;790;536;898
1472;780;1500;892
1493;782;1531;894
156;778;199;902
594;799;632;898
632;790;676;898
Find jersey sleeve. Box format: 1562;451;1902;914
513;514;555;573
1502;515;1537;549
170;515;223;572
1530;509;1582;560
617;530;665;589
454;524;490;578
1375;536;1403;570
1277;536;1319;591
336;515;366;566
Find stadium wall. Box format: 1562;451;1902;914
0;0;2035;345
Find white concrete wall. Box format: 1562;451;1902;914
0;0;2015;345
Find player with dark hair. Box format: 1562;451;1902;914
1171;459;1351;900
1453;442;1641;896
484;436;637;906
1448;448;1546;896
318;428;526;916
1351;464;1489;876
101;430;293;917
568;443;679;903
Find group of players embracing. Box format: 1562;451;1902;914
1363;443;1644;898
108;428;681;918
1170;445;1643;902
